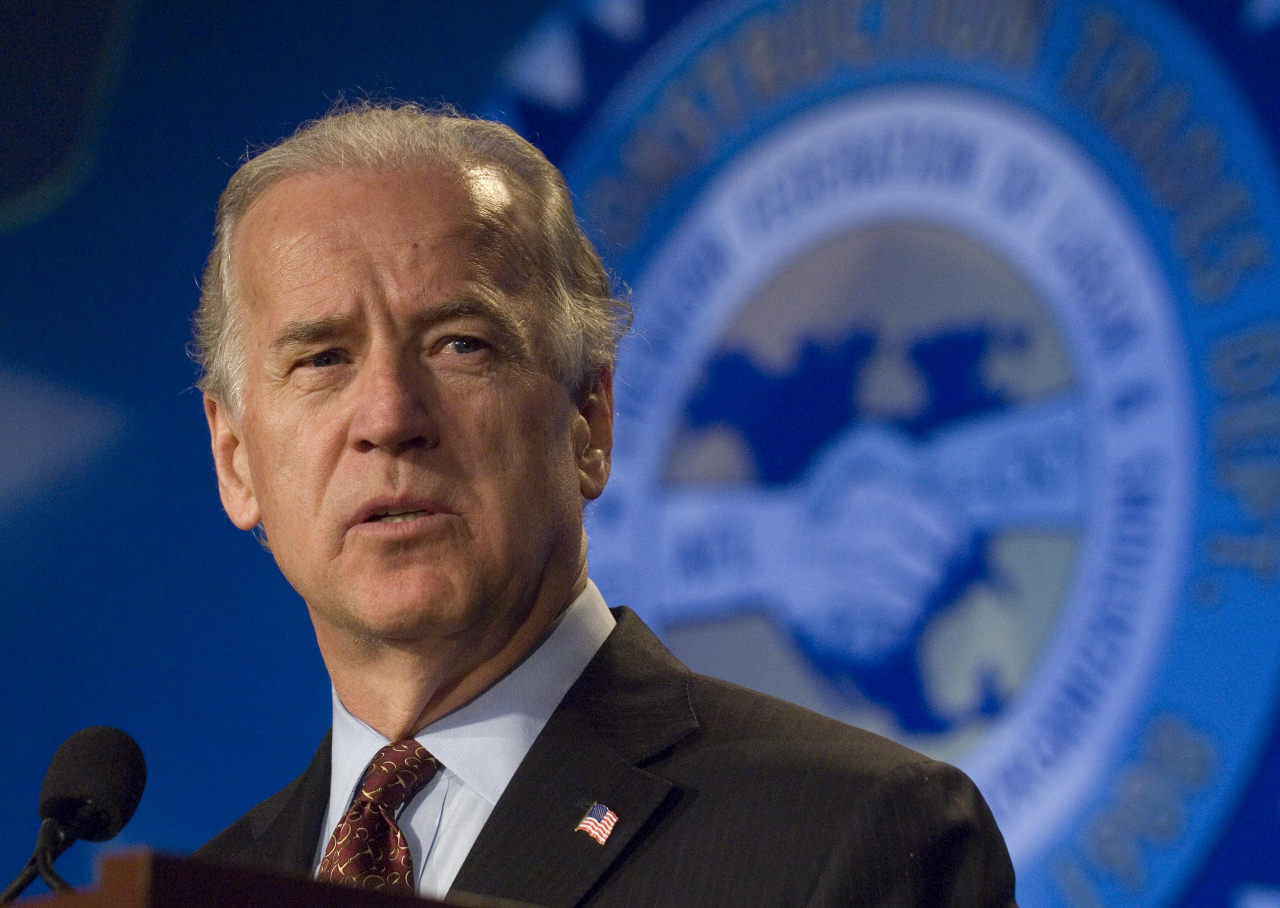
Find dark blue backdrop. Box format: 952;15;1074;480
1;1;1277;905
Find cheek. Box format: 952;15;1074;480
460;386;580;505
243;404;340;533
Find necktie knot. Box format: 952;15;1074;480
355;739;438;811
318;739;441;893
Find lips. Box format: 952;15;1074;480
367;509;430;523
350;496;448;530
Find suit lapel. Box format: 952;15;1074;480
450;608;698;908
449;708;676;908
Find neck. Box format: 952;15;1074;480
314;564;588;741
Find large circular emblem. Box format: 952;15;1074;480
590;88;1195;865
488;1;1280;905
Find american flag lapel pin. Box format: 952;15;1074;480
575;802;618;845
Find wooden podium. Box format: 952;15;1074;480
20;852;525;907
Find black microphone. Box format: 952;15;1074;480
39;726;147;843
1;727;147;904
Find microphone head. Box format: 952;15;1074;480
38;726;146;842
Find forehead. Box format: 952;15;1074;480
228;166;552;372
232;166;479;302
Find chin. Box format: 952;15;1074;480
337;571;488;642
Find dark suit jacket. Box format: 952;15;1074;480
196;608;1017;907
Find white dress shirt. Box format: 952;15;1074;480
313;580;616;900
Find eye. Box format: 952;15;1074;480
305;349;345;368
444;336;489;356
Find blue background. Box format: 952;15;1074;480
0;1;1275;904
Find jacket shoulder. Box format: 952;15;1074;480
193;733;332;872
673;673;1017;906
685;670;934;769
194;773;307;861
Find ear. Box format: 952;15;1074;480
574;367;613;501
205;394;262;531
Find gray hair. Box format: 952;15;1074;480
193;101;631;410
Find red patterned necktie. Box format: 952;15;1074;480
318;739;441;893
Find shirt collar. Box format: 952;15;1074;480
328;580;616;813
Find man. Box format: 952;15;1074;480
193;101;1017;907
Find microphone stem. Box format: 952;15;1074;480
0;819;76;904
0;862;37;906
34;819;74;894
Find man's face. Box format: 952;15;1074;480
205;166;611;658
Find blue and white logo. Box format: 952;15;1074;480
589;90;1194;864
490;0;1280;904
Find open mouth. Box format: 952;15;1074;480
365;509;432;524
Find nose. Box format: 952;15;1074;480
348;355;439;454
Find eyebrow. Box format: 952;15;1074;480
266;297;530;357
421;297;527;350
268;314;353;354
